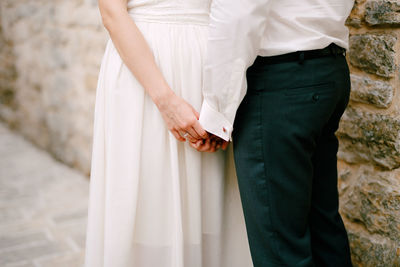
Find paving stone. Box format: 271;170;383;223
0;232;49;250
0;241;70;265
36;251;85;267
5;262;36;267
0;122;89;267
52;209;88;225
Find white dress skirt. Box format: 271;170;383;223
84;1;252;266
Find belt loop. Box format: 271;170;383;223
298;51;305;64
329;44;337;58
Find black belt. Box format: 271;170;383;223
251;43;346;67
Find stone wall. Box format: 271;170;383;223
339;0;400;266
1;0;400;265
0;0;107;175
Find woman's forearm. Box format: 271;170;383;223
99;0;174;106
98;0;208;143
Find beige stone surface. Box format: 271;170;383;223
0;122;88;267
0;0;108;174
339;0;400;265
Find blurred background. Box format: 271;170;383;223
1;0;400;266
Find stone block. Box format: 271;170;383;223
350;74;393;108
337;106;400;169
349;34;396;78
340;168;400;240
346;0;363;28
0;0;107;174
346;17;362;28
348;230;400;267
365;0;400;26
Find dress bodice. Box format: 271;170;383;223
127;0;211;11
127;0;212;25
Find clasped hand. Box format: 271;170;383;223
156;92;229;152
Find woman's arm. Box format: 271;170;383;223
98;0;207;142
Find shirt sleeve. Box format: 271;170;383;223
199;0;273;141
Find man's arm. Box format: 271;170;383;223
199;0;273;141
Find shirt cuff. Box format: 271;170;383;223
199;100;233;142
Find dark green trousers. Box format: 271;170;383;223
233;53;352;266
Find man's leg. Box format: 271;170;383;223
233;54;352;266
310;59;352;267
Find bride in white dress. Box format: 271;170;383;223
84;0;252;266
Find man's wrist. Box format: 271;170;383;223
199;100;233;142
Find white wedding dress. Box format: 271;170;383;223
84;0;252;266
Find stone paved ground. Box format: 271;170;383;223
0;122;89;267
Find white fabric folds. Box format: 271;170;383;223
84;1;252;267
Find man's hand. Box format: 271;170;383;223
189;133;229;152
156;92;208;142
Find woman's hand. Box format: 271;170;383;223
155;91;208;142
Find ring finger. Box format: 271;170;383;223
180;131;197;142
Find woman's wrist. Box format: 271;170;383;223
151;85;176;109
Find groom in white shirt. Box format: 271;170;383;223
196;0;355;266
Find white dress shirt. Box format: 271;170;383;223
199;0;355;141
